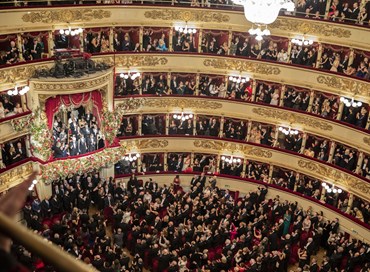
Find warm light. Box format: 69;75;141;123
341;97;363;108
59;29;65;35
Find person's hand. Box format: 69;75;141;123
0;172;37;252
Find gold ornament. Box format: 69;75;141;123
0;64;49;85
22;9;111;23
270;18;351;38
144;9;230;23
317;76;369;97
252;107;333;131
203;59;281;75
115;56;168;67
143;98;223;110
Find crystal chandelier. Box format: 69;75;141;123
174;25;197;34
291;38;314;46
123;153;140;162
340;97;362;108
120;71;141;80
322;182;342;194
228;75;250;83
173;112;193;121
278;126;299;135
221;156;242;163
59;27;83;36
232;0;295;39
7;86;30;96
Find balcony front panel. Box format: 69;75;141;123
117;173;370;243
0;6;369;51
0;160;34;192
120;136;370;201
115;96;370;154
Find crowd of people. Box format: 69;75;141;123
114;71;369;131
12;171;369;272
0;92;25;119
0;137;28;168
52;106;105;158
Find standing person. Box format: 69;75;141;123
283;209;292;235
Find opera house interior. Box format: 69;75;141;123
0;0;370;271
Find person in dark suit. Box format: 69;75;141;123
310;258;319;272
40;197;51;218
69;136;79;156
15;142;27;161
50;194;61;215
320;257;331;272
127;174;138;193
30;39;42;60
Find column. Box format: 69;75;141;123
348;48;355;66
17;33;24;61
79;31;84;53
138;114;143;135
165;113;170;135
273;128;279;147
307;90;315;113
195;73;200;96
324;0;332;19
227;30;232;55
251;80;257;102
300;133;308;154
193;114;197;136
287;40;292;62
0;148;4;169
139;27;144;51
241;159;247;178
320;187;326;201
315;43;323;68
169;28;173;52
198;30;203;53
167;72;171;90
164;152;168;171
346;193;354;214
100;165;115;179
190;152;195;169
25;135;32;157
47;30;54;57
268;165;274;184
20;94;27;112
139;75;143;95
336;101;345;121
137;157;141;173
109;27;114;52
279;85;285;107
327;142;336;164
216;154;221;173
246;121;252;142
219;115;225;138
223;76;229;98
355;152;364;175
366;114;370;130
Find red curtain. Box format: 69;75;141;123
45;91;103;128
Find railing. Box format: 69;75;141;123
0;0;367;29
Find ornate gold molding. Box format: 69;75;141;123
115;56;168;68
124;139;169;151
144;98;223;110
0;161;34;190
252;107;333;131
364;137;370;146
203;59;281;75
298;160;370;196
317;76;369;97
22;9;111;23
144;9;230;23
31;73;111;92
270;18;351;38
193;140;272;158
0;64;49;85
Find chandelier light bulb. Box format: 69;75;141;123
7;90;12;95
192;29;197;34
221;156;226;161
338;188;342;193
59;29;65;35
255;35;263;41
262;29;271;36
65;30;70;35
136;153;140;158
333;188;337;193
70;30;75;36
322;182;326;187
32;179;38;185
327;188;332;193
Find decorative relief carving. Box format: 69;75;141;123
317;76;369;97
22;9;111;23
144;98;222;110
32;73;110;92
144;9;230;23
193;140;272;158
0;65;49;84
0;161;33;188
203;59;281;75
115;56;168;67
270;18;351;38
252;108;333;131
364;137;370;146
123;139;169;151
298;160;370;196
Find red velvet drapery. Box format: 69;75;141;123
45;91;103;129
